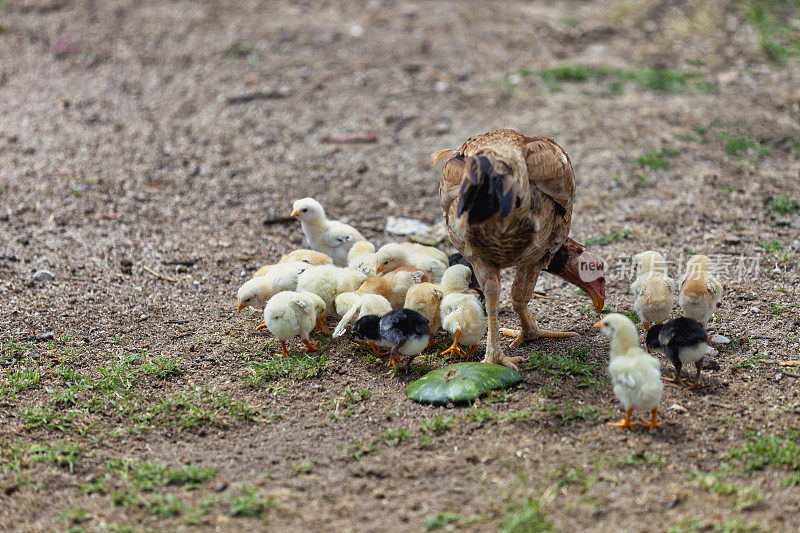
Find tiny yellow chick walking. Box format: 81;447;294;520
595;313;664;430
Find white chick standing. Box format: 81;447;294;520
595;313;664;430
375;243;446;283
679;255;723;328
439;265;486;359
332;292;392;338
630;251;676;329
291;198;365;266
260;291;326;358
237;261;310;312
347;241;377;277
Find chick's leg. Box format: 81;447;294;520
500;266;578;348
274;340;289;358
301;338;319;353
686;361;703;390
608;407;634;429
472;262;523;370
367;341;388;357
386;349;399;372
662;362;683;385
633;408;661;429
313;315;330;335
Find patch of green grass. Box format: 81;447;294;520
696;474;762;511
636;148;680;170
551;464;597;494
719;133;771;158
418;416;456;433
325;387;371;420
0;358;42;398
463;407;498;424
498;496;553;533
57;508;91;527
739;0;800;65
142;354;184;378
714;518;762;532
628;65;701;93
668;517;705;533
614;450;663;467
623;310;640;323
343;440;379;461
759;240;784;253
770;303;786;315
731;351;767;370
769;194;799;214
241;350;328;387
540;400;600;423
1;440;82;473
424;511;489;530
722;432;800;477
19;404;78;433
287;460;313;477
106;459;215;491
527;348;604;388
221;41;252;59
381;428;413;447
228;485;277;517
538;65;612;83
586;229;631;246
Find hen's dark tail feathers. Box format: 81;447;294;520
456;156;517;224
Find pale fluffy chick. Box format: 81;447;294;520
261;291;326;358
291;198;365;266
332;293;392;338
439;265;487;359
253;249;332;278
399;242;449;265
238;261;310;311
375;243;446;283
679;255;723;328
295;264;367;317
595;313;664;430
404;282;444;345
356;266;432;308
630;251;676;329
347;241;377;277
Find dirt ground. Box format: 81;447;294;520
1;1;800;531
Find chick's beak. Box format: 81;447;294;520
290;209;300;217
237;300;245;312
593;320;603;329
375;266;385;275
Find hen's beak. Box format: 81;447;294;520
237;301;245;312
593;320;603;329
588;284;605;312
290;209;300;217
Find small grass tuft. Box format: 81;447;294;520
228;485;276;517
498;496;554;533
769;194;799;214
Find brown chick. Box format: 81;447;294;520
404;282;444;346
679;255;723;329
253;249;333;278
433;129;606;370
356;266;432;309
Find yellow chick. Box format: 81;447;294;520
439;265;486;359
356;266;432;309
295;264;367;318
253;249;332;278
679;255;723;328
595;313;663;430
399;242;449;265
375;243;446;283
291;198;365;266
260;291;326;358
347;241;377;277
332;292;392;338
237;261;310;311
630;251;676;329
404;282;444;345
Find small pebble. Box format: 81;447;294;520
32;269;55;282
702;356;721;371
35;332;55;341
668;404;688;413
709;334;730;345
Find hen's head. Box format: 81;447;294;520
291;197;325;221
545;238;605;311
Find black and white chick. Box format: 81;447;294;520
379;308;430;372
447;252;483;302
645;317;708;390
352;315;390;357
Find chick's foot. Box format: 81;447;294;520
313;316;330;335
608;407;634;429
386;352;399;372
301;339;319;353
441;329;465;359
633;408;661;429
274;340;290;358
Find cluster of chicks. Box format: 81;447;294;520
595;250;723;429
236;198;487;371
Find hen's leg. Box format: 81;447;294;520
500;266;578;347
471;261;523;370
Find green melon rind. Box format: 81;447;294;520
405;362;523;404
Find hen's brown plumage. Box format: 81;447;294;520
434;129;580;369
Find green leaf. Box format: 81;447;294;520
406;362;522;405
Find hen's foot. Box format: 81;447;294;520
500;319;578;348
463;344;478;360
661;376;683;385
686;379;703;390
482;343;524;371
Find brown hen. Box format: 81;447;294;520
433;129;605;369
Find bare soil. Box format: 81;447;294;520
1;1;799;532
